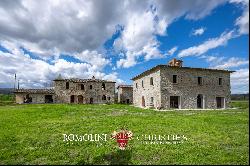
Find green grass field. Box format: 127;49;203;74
0;95;249;165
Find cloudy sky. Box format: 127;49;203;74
0;0;249;93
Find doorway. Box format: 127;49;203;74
45;95;53;103
197;94;203;109
78;95;83;104
141;96;145;107
90;98;93;104
216;97;225;109
24;94;32;103
126;99;130;104
170;96;179;109
70;95;75;103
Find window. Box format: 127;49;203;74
150;77;154;85
151;97;154;103
136;83;138;88
173;75;177;83
102;83;106;90
89;85;93;89
198;77;202;85
219;78;222;85
102;95;106;100
107;97;111;100
142;80;144;88
81;84;84;90
66;82;69;89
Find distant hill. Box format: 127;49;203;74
231;93;249;100
0;88;14;94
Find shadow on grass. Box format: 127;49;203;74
77;149;132;165
95;149;132;165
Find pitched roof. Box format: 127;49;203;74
53;78;116;83
14;89;55;94
131;65;235;80
117;85;133;89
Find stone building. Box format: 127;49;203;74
14;76;116;104
15;89;55;104
132;59;234;109
117;85;133;104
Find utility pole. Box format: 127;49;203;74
14;73;16;90
17;80;20;89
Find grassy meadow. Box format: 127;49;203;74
0;94;249;165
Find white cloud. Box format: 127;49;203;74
113;0;227;68
117;51;138;68
212;57;249;69
74;50;110;70
201;55;249;69
167;46;178;56
0;0;247;88
0;43;122;88
235;7;249;34
0;0;228;70
115;10;165;68
191;27;206;36
200;55;249;93
231;68;249;93
178;30;235;57
230;0;249;34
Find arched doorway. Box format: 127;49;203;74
126;99;130;104
142;96;145;107
197;94;203;109
78;95;83;104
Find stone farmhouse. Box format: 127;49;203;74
132;59;234;109
117;85;133;104
15;76;116;104
14;58;234;109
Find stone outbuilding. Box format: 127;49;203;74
14;76;116;104
132;59;234;109
117;85;133;104
15;89;55;104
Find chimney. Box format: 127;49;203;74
168;58;183;67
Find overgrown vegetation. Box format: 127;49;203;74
0;98;248;165
0;94;14;106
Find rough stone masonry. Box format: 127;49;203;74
15;76;116;104
132;59;234;109
14;58;234;109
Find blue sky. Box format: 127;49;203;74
0;0;249;93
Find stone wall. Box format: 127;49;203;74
54;81;115;104
133;69;161;108
132;66;231;109
160;67;231;109
15;93;55;104
117;87;133;104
